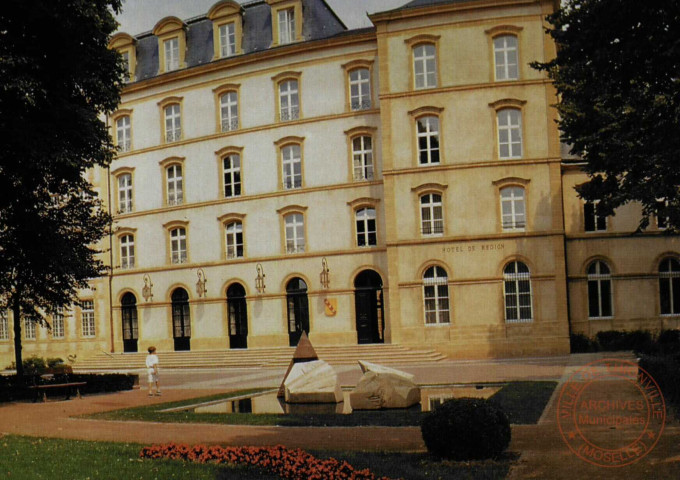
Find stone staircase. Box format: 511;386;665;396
73;344;447;371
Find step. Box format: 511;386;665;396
73;344;447;371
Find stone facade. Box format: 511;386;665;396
1;0;677;368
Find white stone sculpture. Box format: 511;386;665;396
283;359;342;404
350;362;421;410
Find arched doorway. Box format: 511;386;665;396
171;288;191;351
121;292;138;353
227;283;248;349
354;270;384;344
286;277;309;346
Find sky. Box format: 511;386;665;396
115;0;411;35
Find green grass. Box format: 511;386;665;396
488;381;558;424
0;435;515;480
84;381;558;427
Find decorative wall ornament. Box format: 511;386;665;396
255;263;266;294
142;274;153;302
320;257;330;289
196;268;207;298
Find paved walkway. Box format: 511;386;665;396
0;353;678;478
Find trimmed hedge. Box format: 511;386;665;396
639;353;680;409
0;373;137;403
571;329;680;354
420;397;511;460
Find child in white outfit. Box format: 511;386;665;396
145;346;160;396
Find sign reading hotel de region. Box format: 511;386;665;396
556;358;665;467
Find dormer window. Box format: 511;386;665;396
108;32;136;82
208;1;244;59
267;0;302;47
278;8;295;44
164;37;180;71
152;17;187;73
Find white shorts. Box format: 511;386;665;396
148;371;158;383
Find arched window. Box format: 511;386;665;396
121;292;138;352
587;261;613;318
500;186;526;231
170;227;187;264
356;207;377;247
286;278;309;346
171;288;191;351
503;261;532;322
659;258;680;315
423;266;450;324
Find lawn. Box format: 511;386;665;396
0;435;516;480
84;381;558;427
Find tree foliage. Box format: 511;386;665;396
533;0;680;230
0;0;124;374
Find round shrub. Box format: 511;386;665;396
421;397;511;460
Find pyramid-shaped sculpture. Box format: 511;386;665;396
277;332;318;397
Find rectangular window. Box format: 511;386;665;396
219;22;236;57
497;109;522;159
220;92;239;132
164;37;180;71
116;116;131;152
225;221;243;259
52;308;65;339
117;173;133;214
281;144;302;189
356;208;377;247
81;300;95;337
121;51;130;79
164;104;181;142
24;318;36;340
494;35;519;81
413;44;437;89
223;154;241;198
352;136;374;181
421;194;444;235
657;200;669;229
349;68;371;110
417;116;440;165
584;201;607;232
166;165;183;206
279;80;299;121
0;310;9;340
170;227;187;264
500;187;526;231
120;234;135;269
278;8;295;44
285;213;305;253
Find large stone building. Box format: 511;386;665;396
1;0;678;367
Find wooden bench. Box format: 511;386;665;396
29;366;87;402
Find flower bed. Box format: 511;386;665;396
140;443;395;480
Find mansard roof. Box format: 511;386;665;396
129;0;347;82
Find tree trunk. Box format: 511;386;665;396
12;301;23;378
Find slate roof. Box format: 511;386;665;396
132;0;347;82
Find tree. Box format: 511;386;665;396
0;0;124;376
533;0;680;230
